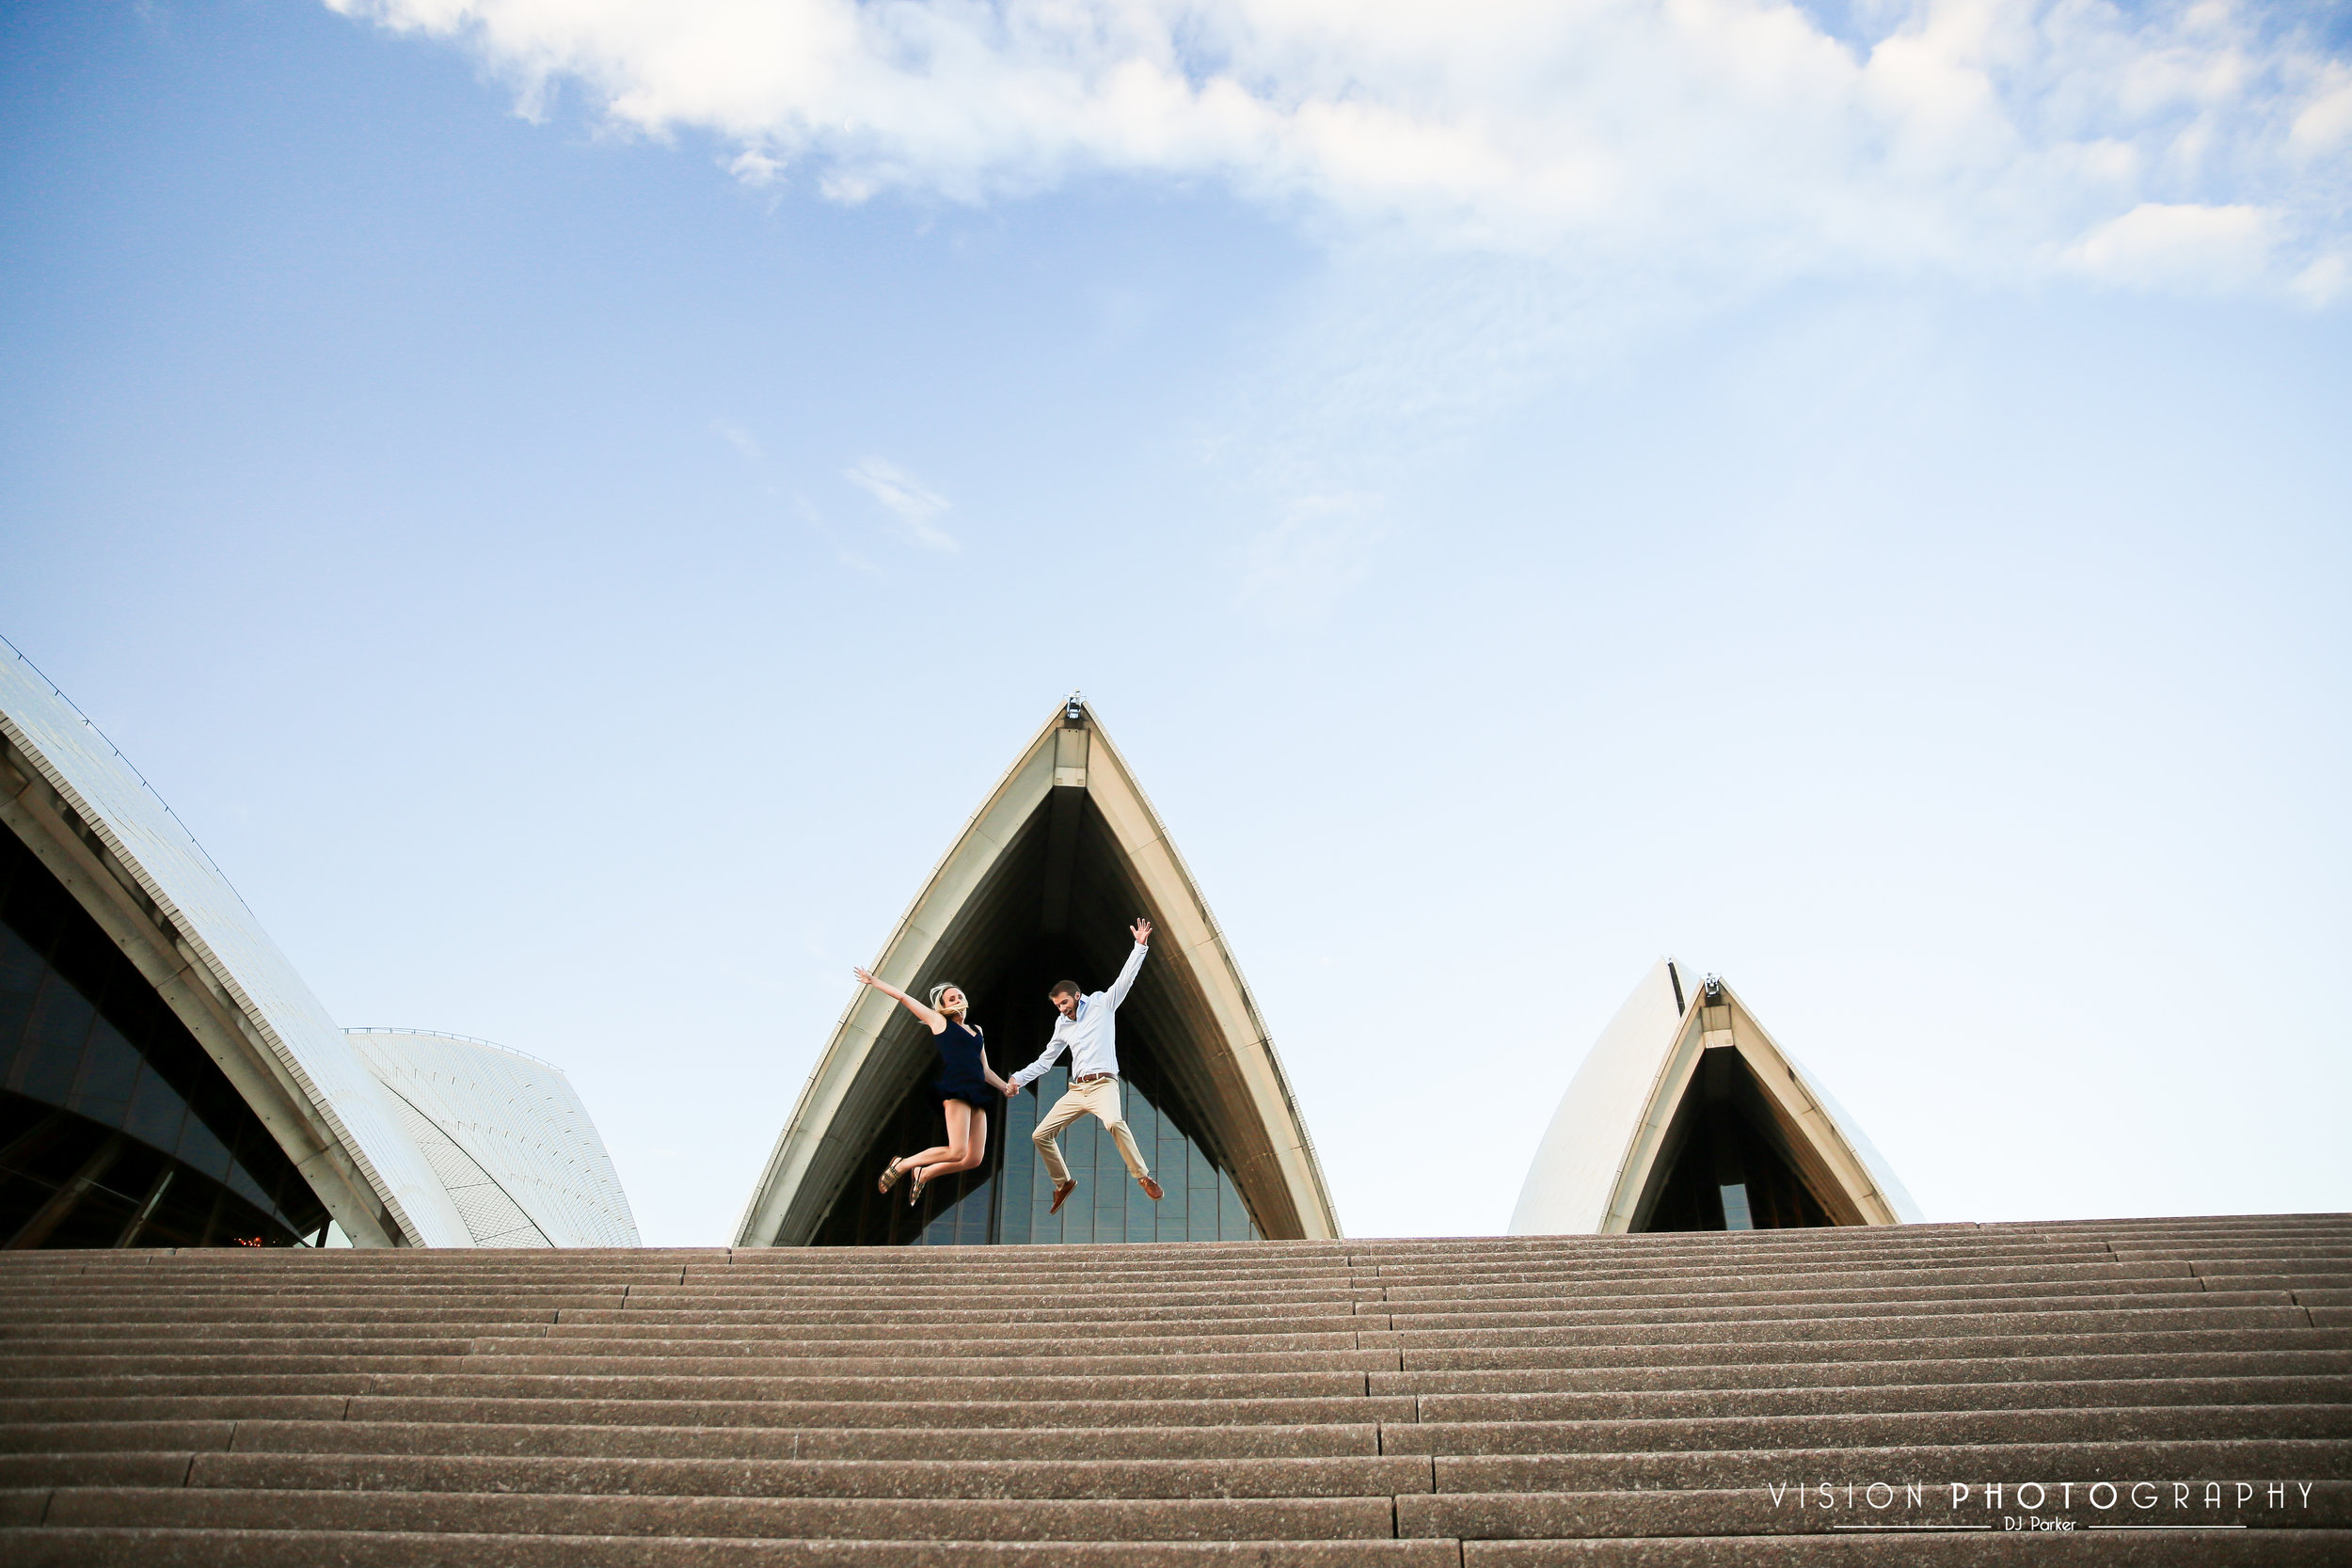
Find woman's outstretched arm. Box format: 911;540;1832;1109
980;1044;1011;1096
852;967;947;1033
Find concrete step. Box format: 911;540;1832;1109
611;1286;2312;1323
0;1322;554;1342
1358;1317;2334;1351
1375;1357;2343;1398
1432;1440;2350;1492
453;1349;1406;1377
1358;1269;2222;1296
0;1397;352;1426
26;1335;2341;1388
16;1440;2347;1502
24;1297;2313;1339
0;1370;1387;1403
1382;1360;2352;1396
15;1282;2316;1324
1388;1402;2352;1453
1421;1448;2343;1495
31;1485;1406;1541
1467;1537;2351;1565
1396;1480;2351;1538
0;1528;1463;1565
0;1419;1386;1461
234;1421;1391;1462
2;1451;1440;1499
1368;1292;2304;1324
530;1327;1374;1354
8;1353;2344;1412
0;1348;1408;1379
1367;1304;2318;1335
12;1402;2334;1464
3;1238;2286;1280
1411;1374;2352;1422
0;1393;1421;1430
0;1301;2328;1352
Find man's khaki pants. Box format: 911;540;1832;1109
1033;1076;1150;1184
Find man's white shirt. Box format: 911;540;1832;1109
1009;942;1148;1091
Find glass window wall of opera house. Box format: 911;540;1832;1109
0;831;328;1247
817;1058;1261;1247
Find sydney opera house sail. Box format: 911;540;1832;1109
0;639;636;1248
1511;959;1918;1235
738;699;1338;1247
344;1030;641;1248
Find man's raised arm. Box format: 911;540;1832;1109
1104;917;1152;1008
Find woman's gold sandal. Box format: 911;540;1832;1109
877;1157;906;1195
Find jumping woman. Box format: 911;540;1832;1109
852;967;1010;1207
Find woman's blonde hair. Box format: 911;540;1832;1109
927;982;968;1016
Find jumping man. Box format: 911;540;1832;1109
1008;917;1164;1213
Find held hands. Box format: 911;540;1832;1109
1130;917;1152;945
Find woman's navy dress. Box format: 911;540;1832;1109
931;1022;994;1110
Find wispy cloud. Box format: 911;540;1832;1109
330;0;2349;300
711;419;762;461
843;458;957;552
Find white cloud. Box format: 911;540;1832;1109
2290;249;2350;307
843;458;957;552
2061;201;2278;290
2293;64;2352;155
327;0;2350;299
724;149;787;186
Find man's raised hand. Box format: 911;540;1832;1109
1131;917;1152;944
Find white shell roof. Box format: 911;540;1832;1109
345;1030;640;1248
1511;958;1919;1234
1509;958;1692;1235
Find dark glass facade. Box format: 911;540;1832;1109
813;1060;1259;1247
0;828;328;1248
1635;1046;1836;1232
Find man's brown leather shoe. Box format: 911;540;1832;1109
1048;1180;1078;1214
1139;1176;1164;1200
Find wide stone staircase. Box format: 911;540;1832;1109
0;1213;2346;1564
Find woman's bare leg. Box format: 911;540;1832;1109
908;1106;990;1190
903;1101;974;1182
946;1109;988;1175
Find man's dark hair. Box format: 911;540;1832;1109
1048;980;1083;1001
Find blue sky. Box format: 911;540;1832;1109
4;0;2347;1243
